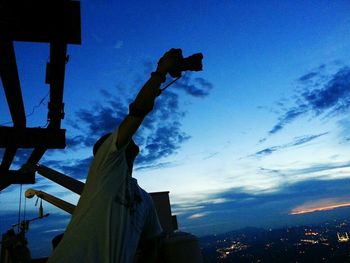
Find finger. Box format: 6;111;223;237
169;48;182;57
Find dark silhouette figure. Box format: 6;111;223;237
48;49;203;263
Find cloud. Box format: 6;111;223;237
188;212;209;219
136;121;191;165
256;160;350;189
253;132;328;157
65;70;214;168
292;133;328;146
2;149;36;170
65;135;88;149
338;118;350;142
132;89;192;165
303;67;350;113
283;161;350;176
172;74;213;97
174;177;350;235
269;106;308;134
11;149;33;167
42;157;93;180
258;160;350;179
203;152;219;160
113;40;123;49
65;89;128;148
298;71;319;83
134;161;174;171
269;66;350;134
75;101;126;139
290;199;350;215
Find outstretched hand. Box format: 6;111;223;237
156;48;183;78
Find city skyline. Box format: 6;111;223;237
201;217;350;262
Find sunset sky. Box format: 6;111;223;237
1;0;350;257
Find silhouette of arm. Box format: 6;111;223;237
116;49;182;149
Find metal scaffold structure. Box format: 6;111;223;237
0;2;205;262
0;0;81;191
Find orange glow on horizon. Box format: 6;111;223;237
290;202;350;215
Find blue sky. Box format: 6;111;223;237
1;0;350;258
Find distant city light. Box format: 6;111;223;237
300;239;318;244
305;231;318;236
206;219;350;261
337;232;349;243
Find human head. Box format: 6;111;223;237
93;133;111;156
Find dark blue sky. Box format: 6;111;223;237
1;0;350;258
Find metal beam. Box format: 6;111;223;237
47;42;67;129
0;170;35;185
0;40;26;127
0;147;17;191
0;1;81;44
0;127;66;148
0;183;10;192
0;147;17;171
26;189;75;214
36;165;84;195
27;147;47;166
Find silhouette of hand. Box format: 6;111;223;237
157;48;183;77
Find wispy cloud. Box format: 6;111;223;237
252;132;328;157
173;74;213;97
174;177;350;235
133;90;190;165
40;66;214;180
203;152;219;160
134;161;174;171
63;70;214;170
259;160;350;179
113;40;123;49
43;228;66;233
290;199;350;215
338;118;350;143
269;66;350;135
269;106;307;134
72;92;127;141
12;149;33;168
284;161;350;176
42;157;93;180
188;212;209;219
297;71;319;83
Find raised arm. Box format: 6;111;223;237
116;48;183;149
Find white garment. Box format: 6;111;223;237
48;130;162;263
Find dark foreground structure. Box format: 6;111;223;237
0;1;204;262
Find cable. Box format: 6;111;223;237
25;91;50;119
23;193;27;223
160;76;182;93
17;184;22;232
39;199;44;218
0;91;50;126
